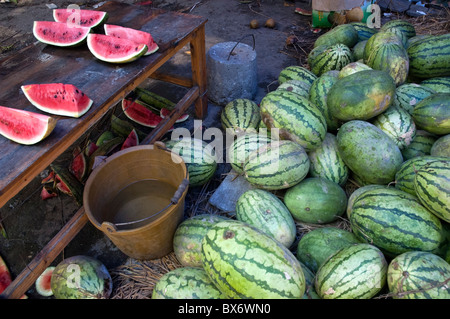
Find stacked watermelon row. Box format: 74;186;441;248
151;18;450;299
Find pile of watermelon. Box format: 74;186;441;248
152;18;450;300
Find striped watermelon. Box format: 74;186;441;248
276;80;310;98
412;93;450;135
406;34;432;49
165;138;217;187
393;83;436;115
363;31;403;62
420;77;450;93
308;44;328;68
221;98;260;134
365;39;409;86
315;244;388;299
308;72;341;132
173;214;229;267
308;132;349;186
260;90;327;152
243;140;310;190
407;34;450;79
431;134;450;157
235;189;296;248
350;188;443;257
381;20;416;40
401;130;438;160
338;61;372;78
296;227;361;273
414;159;450;222
309;43;354;76
372;105;416;150
313;24;359;49
346;184;387;219
336;120;403;185
201;219;306;299
350;22;378;41
152;267;225;299
387;251;450;299
227;132;273;174
352;40;367;61
277;65;317;88
395;155;447;196
284;177;347;224
327;70;396;121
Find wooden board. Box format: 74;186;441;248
0;1;207;208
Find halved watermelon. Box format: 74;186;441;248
53;9;108;28
87;34;148;63
160;107;189;123
122;99;163;128
33;21;91;47
104;24;159;56
0;106;57;145
21;83;93;118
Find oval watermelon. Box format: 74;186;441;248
201;219;306;299
401;129;438;160
412;93;450;135
431;134;450;157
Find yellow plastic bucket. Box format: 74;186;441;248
83;143;189;260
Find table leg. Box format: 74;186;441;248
190;25;208;120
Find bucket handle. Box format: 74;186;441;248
102;178;189;232
227;34;255;60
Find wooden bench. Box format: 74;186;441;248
0;1;208;299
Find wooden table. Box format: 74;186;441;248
0;1;207;299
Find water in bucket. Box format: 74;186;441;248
100;179;177;230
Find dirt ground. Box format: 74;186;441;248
0;0;320;299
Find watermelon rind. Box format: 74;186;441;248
0;105;57;145
33;21;91;47
53;9;108;29
21;83;93;118
35;266;55;297
87;34;148;64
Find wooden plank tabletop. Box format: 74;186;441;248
0;1;207;208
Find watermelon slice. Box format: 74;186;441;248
33;21;91;47
120;129;139;150
104;24;159;56
0;105;57;145
69;146;87;182
53;9;108;28
122;98;163;128
35;266;54;297
87;34;148;63
160;107;189;123
0;255;27;298
21;83;93;118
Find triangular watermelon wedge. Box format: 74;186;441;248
21;83;93;118
53;9;108;28
33;21;91;47
160;107;189;123
104;24;159;56
0;105;57;145
87;34;148;63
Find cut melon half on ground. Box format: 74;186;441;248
160;107;189;123
104;24;159;55
53;9;108;28
87;34;148;63
33;21;91;47
0;106;57;145
21;83;93;118
35;266;55;297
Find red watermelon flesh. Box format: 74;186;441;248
122;99;163;128
53;9;108;28
35;266;54;297
121;129;139;150
0;256;12;295
33;21;91;47
87;34;148;63
104;24;159;56
160;107;189;123
0;105;57;145
22;83;93;118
